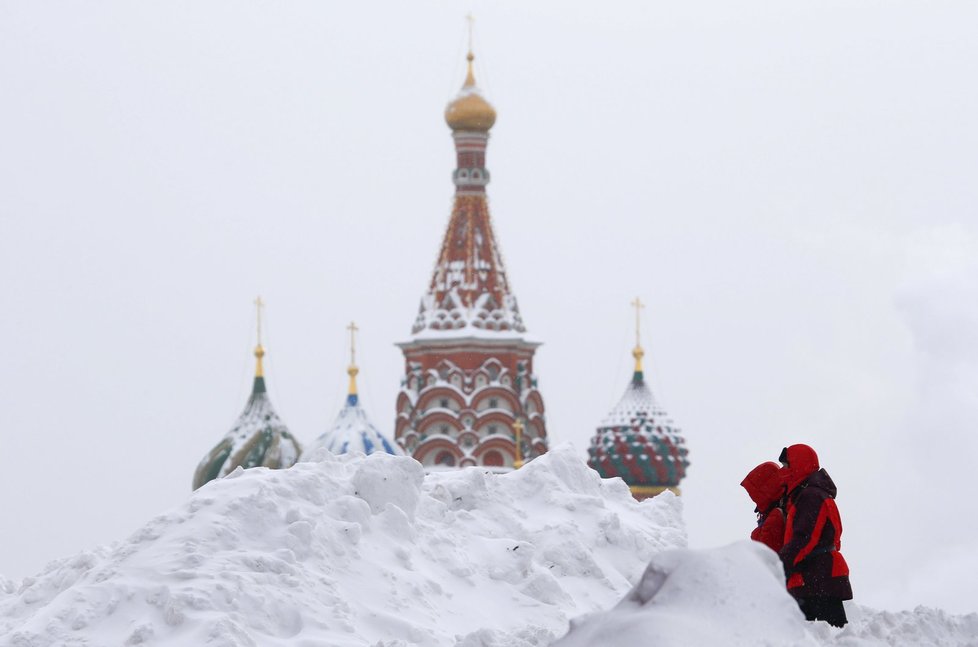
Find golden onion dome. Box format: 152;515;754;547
445;52;496;132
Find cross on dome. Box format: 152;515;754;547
444;17;496;133
631;297;646;378
254;295;266;378
346;321;360;405
192;298;301;490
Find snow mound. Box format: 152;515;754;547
552;541;978;647
0;443;684;647
4;444;975;647
552;541;814;647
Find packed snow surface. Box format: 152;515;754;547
2;444;976;646
0;445;682;646
554;541;978;647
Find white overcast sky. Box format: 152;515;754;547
1;1;976;614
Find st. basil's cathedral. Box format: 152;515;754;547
193;40;689;500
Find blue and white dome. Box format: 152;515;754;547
303;330;404;459
308;390;404;457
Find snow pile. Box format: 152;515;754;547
552;541;978;647
553;541;817;647
0;444;683;646
3;444;977;647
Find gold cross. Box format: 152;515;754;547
254;296;265;346
347;321;359;366
631;297;645;348
466;14;474;53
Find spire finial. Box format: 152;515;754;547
463;14;476;87
254;296;265;378
631;297;645;380
513;417;525;469
346;321;360;405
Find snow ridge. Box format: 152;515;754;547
0;444;683;646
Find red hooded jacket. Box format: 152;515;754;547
741;461;786;552
778;445;853;601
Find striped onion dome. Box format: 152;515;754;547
193;342;301;490
587;345;689;497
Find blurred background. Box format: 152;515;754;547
1;0;976;613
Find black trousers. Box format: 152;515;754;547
798;597;848;628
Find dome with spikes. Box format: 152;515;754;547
445;52;496;132
193;343;301;490
587;346;690;499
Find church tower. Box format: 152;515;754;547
395;40;548;470
587;299;689;499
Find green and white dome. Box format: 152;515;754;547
193;305;301;490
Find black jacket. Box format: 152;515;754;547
780;469;853;600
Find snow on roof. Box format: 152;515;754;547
410;288;529;340
588;373;689;489
302;395;404;459
599;377;675;429
411;190;530;340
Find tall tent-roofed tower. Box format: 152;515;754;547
303;323;403;458
587;299;689;500
193;298;302;490
395;39;548;471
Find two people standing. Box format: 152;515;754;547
741;444;853;628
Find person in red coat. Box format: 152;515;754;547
741;461;786;553
779;444;853;627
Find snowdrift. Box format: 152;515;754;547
553;541;978;647
2;444;976;647
0;444;683;646
553;541;821;647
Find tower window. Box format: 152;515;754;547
435;451;456;467
439;425;449;435
489;398;498;409
440;398;449;409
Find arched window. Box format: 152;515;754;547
482;450;503;467
435;451;456;467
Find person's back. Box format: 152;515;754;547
779;444;853;627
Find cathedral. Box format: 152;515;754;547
193;36;687;499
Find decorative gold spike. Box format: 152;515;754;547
463;14;476;87
254;296;265;378
513;418;524;469
631;297;645;374
347;321;360;396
